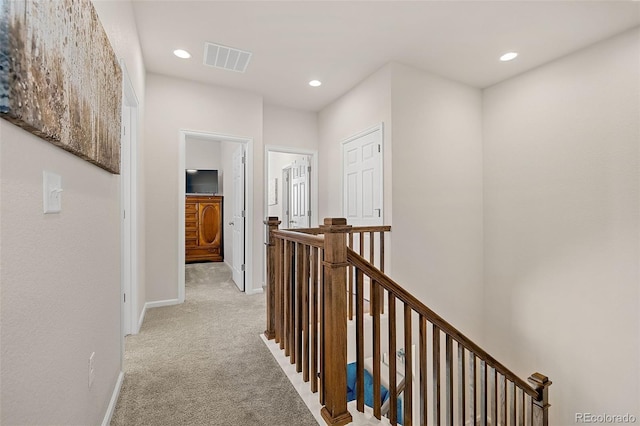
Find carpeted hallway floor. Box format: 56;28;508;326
111;262;318;425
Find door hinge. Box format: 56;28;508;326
241;264;246;272
308;210;311;217
378;144;381;153
241;155;246;164
123;210;126;219
241;210;246;218
123;293;126;303
307;166;311;173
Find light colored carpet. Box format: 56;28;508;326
111;262;317;425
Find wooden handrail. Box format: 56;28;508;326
283;227;323;235
272;229;324;248
347;247;541;401
265;217;549;426
346;225;392;234
281;225;392;236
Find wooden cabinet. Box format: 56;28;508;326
185;195;223;263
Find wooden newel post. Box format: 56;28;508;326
320;218;353;426
264;216;281;340
528;372;551;426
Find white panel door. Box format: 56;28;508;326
231;145;246;291
343;127;383;226
343;126;383;302
289;157;310;229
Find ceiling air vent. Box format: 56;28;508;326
203;42;252;73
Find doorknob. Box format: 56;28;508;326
229;221;235;226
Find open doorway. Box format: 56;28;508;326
179;131;253;299
265;146;318;229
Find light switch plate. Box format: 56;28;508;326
43;171;62;214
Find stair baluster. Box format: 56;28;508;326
264;217;550;426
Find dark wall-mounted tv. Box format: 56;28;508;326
186;169;219;194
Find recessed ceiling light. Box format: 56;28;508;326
173;49;191;59
500;52;518;62
309;80;322;87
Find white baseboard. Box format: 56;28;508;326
135;303;147;334
246;286;264;295
145;298;180;309
102;371;124;426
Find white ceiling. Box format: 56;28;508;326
131;1;640;112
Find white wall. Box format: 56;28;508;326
144;73;264;298
185;138;222;173
0;2;145;423
93;0;147;332
263;104;318;226
263;104;318;152
483;28;640;423
318;62;484;340
318;65;393;222
389;63;484;341
0;124;121;425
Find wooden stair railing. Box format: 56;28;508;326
348;248;551;425
264;217;550;426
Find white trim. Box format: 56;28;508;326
281;166;292;228
101;371;124;426
261;335;324;425
264;145;319;228
341;123;385;224
178;132;186;303
246;287;264;295
341;123;383;145
261;335;388;425
178;130;255;296
245;140;255;293
264;146;318;289
145;299;180;309
137;303;147;331
119;60;140;338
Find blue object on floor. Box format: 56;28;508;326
346;362;403;425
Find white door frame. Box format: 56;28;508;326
179;130;254;300
341;123;384;224
288;157;311;229
264;145;318;228
281;166;292;228
120;61;140;340
231;144;246;291
264;146;317;288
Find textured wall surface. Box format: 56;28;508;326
483;28;640;423
390;63;484;341
144;73;264;299
0;121;121;425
